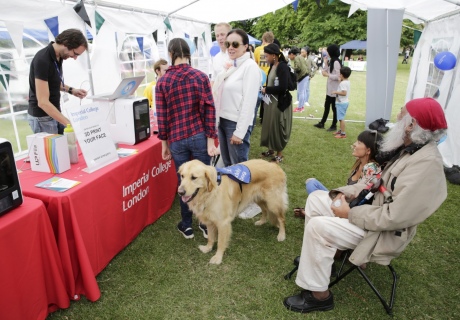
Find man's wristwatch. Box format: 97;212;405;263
68;87;73;95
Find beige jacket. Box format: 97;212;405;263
331;142;447;266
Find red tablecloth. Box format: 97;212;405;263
17;136;177;302
0;196;69;320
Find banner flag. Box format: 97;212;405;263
44;16;59;38
164;17;173;32
95;11;105;35
73;0;92;27
414;30;422;46
5;21;24;57
292;0;299;11
0;62;11;91
137;37;144;54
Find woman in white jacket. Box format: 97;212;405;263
213;28;261;166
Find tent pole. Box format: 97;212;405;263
82;20;95;95
167;0;200;17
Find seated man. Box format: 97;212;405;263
284;97;448;313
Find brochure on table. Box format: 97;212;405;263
66;103;118;173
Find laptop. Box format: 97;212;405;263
88;75;145;100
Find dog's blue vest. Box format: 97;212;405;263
216;164;251;191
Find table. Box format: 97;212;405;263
0;196;69;320
17;136;177;302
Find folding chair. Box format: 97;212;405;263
284;251;399;316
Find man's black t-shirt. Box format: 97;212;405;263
28;42;63;117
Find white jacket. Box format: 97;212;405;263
219;54;261;139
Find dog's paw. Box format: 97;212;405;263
199;245;213;253
254;219;266;226
209;254;223;265
277;233;286;242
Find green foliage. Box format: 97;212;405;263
231;0;422;51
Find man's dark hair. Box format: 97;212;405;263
340;66;352;78
55;28;88;50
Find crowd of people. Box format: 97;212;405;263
148;25;448;315
31;27;448;316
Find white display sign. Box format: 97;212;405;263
66;103;119;173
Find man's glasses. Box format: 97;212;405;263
225;41;244;49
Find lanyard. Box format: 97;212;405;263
53;61;65;89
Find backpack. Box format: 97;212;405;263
287;64;297;91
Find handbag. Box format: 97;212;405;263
369;118;389;133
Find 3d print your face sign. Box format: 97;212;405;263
121;160;172;212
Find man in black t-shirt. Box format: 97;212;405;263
28;29;88;134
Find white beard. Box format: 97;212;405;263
380;116;410;153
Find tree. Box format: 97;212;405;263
230;0;421;52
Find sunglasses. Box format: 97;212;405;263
225;41;244;49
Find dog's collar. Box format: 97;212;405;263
185;188;200;203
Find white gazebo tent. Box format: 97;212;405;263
0;0;296;155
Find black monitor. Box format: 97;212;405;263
133;99;151;144
0;139;23;216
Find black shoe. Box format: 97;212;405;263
284;290;334;313
313;122;325;129
326;126;337;132
177;222;194;239
199;223;208;239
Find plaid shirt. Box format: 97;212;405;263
155;64;217;143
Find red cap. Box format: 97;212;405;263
406;98;447;131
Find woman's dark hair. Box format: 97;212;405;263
327;44;341;73
358;130;383;162
350;130;383;176
264;43;287;63
227;28;250;52
55;28;88;50
168;38;191;66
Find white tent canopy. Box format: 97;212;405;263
0;0;296;24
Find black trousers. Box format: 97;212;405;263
320;95;337;127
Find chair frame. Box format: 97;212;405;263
285;251;399;316
328;251;398;316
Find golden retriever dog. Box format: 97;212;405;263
177;159;288;265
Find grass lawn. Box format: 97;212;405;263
47;57;460;319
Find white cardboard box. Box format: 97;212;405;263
26;133;71;173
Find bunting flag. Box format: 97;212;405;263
44;16;59;38
184;33;190;38
152;30;158;43
95;11;105;35
292;0;299;11
164;17;173;32
0;62;11;91
5;21;24;57
194;37;198;50
315;0;322;8
136;37;144;54
201;31;206;43
414;30;422;46
73;0;92;27
348;2;359;17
